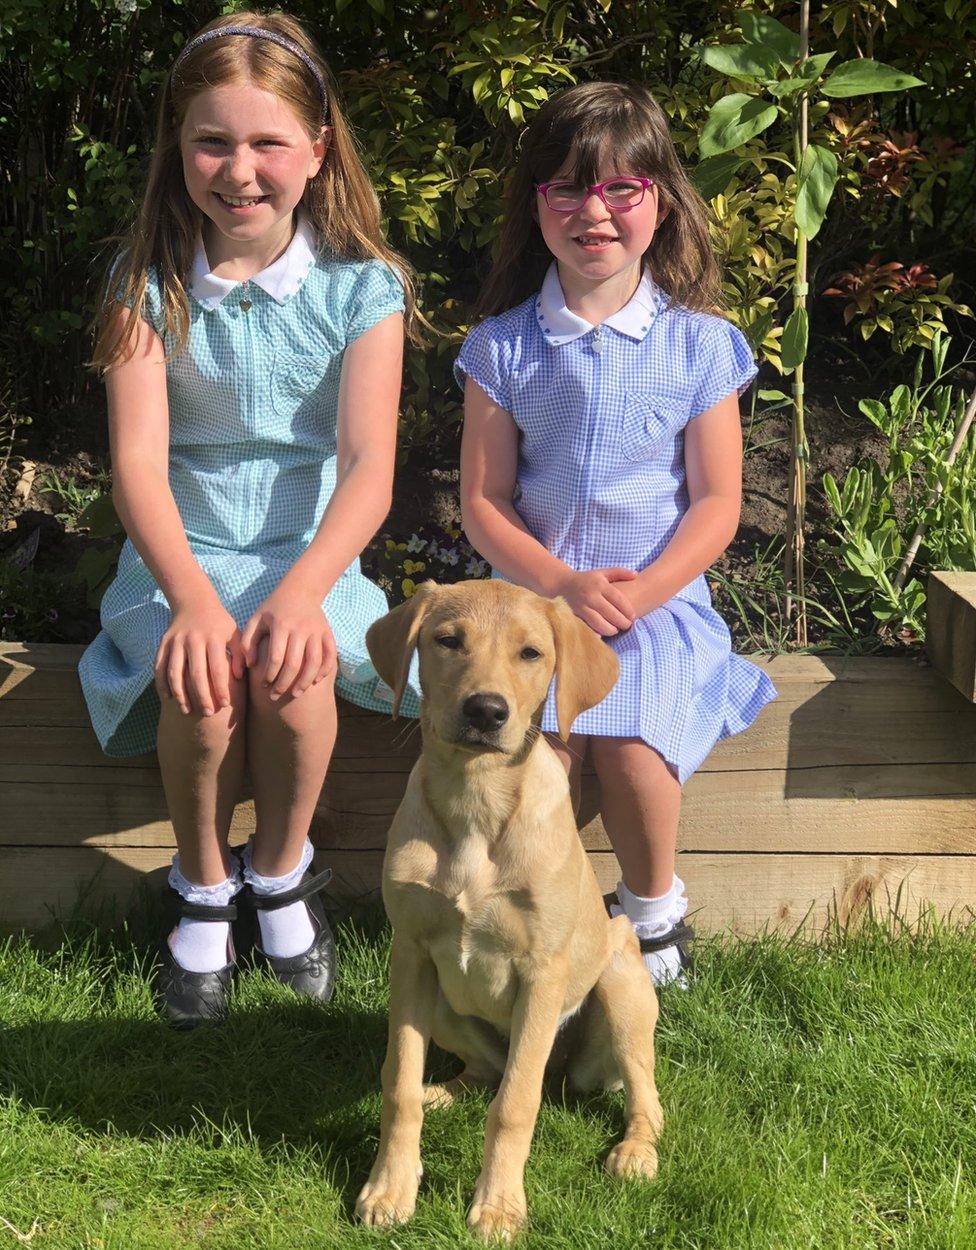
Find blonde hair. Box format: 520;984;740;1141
93;10;418;369
477;81;721;318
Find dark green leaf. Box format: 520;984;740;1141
699;93;778;157
700;43;780;81
821;59;925;98
76;493;122;539
781;306;809;370
795;143;838;238
740;13;801;63
692;153;744;199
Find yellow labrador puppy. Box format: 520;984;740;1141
357;579;663;1242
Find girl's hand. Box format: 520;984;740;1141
556;568;638;636
241;586;337;700
154;598;246;716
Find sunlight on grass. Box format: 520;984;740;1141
1;909;975;1248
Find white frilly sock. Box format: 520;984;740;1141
167;855;243;974
612;874;689;988
243;838;316;959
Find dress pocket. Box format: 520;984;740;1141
269;352;322;416
620;392;687;463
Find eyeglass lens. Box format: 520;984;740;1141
546;178;647;211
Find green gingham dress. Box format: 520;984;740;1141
79;215;419;756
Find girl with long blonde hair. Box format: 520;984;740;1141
82;11;418;1026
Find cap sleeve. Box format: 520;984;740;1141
690;317;757;420
108;254;165;337
454;318;514;412
345;260;406;345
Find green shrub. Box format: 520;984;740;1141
2;0;975;443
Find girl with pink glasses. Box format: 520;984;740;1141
458;82;777;986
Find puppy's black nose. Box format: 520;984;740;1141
462;692;509;732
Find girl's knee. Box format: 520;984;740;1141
247;641;336;720
591;738;677;788
158;676;246;749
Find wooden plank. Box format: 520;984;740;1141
4;668;976;773
4;644;976;933
3;845;973;936
927;571;976;703
4;761;976;854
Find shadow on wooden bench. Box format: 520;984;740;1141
2;643;975;935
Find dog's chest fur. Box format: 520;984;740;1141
385;818;537;1024
382;749;578;1028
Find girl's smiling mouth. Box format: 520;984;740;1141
214;192;269;210
575;233;619;249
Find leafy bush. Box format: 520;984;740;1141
3;0;976;651
821;334;976;642
2;0;975;438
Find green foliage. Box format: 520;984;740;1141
821;334;976;640
696;6;926;373
36;464;114;531
3;0;976;651
2;1;973;425
823;256;972;353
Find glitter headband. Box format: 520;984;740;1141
172;26;329;123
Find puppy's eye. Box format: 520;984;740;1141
520;646;542;661
435;634;462;650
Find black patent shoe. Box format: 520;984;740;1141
241;867;336;1004
153;898;238;1029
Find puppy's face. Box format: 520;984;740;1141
417;585;557;756
365;579;620;750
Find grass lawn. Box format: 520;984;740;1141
1;906;975;1250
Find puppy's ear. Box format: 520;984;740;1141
546;597;620;741
365;581;439;717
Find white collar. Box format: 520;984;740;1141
535;262;662;345
189;213;319;309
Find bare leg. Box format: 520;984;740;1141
156;677;247;885
544;731;588;818
246;641;338;877
589;737;680;898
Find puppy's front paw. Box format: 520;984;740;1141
605;1137;659;1180
467;1186;527;1242
355;1160;421;1226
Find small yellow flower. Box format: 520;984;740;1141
402;578;417;597
403;559;426;576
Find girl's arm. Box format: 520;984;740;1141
241;311;404;696
460;378;635;636
106;310;245;716
621;392;743;617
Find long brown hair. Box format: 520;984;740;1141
477;81;720;318
93;10;419;369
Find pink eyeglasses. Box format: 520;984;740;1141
535;176;655;213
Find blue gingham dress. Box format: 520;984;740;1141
80;217;418;757
455;263;777;783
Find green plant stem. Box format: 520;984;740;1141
784;0;811;647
